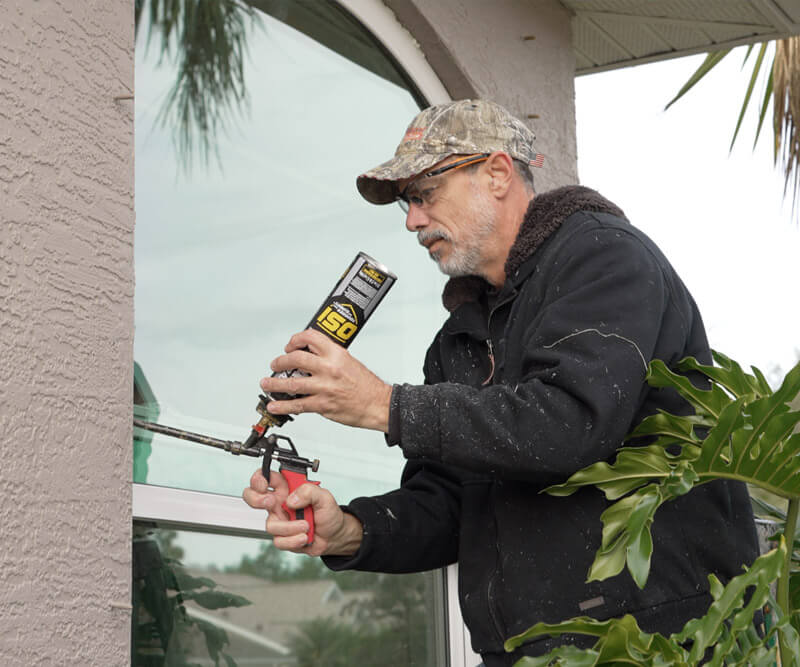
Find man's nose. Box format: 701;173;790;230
405;204;429;232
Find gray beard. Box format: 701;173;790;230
424;186;497;279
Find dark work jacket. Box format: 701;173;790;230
323;186;759;663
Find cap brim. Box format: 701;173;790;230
356;151;454;205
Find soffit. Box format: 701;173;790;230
559;0;800;75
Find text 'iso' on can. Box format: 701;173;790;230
306;252;396;347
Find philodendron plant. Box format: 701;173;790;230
505;352;800;666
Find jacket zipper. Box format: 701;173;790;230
484;308;506;644
482;338;495;385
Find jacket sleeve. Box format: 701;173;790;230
322;459;462;573
322;336;464;574
387;225;685;485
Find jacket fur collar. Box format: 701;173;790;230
441;185;625;312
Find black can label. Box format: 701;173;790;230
307;252;396;348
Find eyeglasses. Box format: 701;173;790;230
396;153;490;214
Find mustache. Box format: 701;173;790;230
417;228;451;247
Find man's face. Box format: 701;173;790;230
400;157;498;279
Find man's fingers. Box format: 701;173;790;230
259;373;314;398
243;469;270;509
266;516;309;537
249;468;269;493
263;396;316;416
244;468;289;496
284;482;317;510
267;485;323;552
242;487;264;509
285;328;337;354
267;514;311;551
270;349;323;375
268;469;288;495
273;533;313;552
243;469;292;510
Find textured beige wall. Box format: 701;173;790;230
0;1;133;664
386;0;578;191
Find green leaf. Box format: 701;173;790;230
718;623;778;667
506;615;633;649
646;360;731;418
692;397;746;467
627;410;702;445
675;541;787;662
547;452;699;588
545;355;800;593
665;49;731;111
684;352;768;399
506;614;688;665
765;601;800;667
772;358;800;405
620;490;657;588
588;487;661;586
755;66;775;150
650;358;800;498
553;458;698;587
693;389;800;499
185;590;252;610
766;433;800;492
191;617;229;664
662;461;700;497
790;571;800;615
172;569;217;591
512;646;600;666
730;42;769;151
750;494;786;522
545;445;676;500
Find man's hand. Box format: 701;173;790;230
243;468;363;558
260;328;392;432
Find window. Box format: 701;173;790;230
134;1;454;664
133;0;445;499
133;524;446;666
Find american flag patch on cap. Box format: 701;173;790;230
529;153;545;168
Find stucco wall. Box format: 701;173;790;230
0;1;133;664
386;0;578;192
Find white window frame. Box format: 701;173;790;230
132;2;483;663
338;0;450;105
133;483;477;665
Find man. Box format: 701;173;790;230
243;99;758;664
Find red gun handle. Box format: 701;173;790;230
280;469;321;545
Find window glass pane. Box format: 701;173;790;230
132;523;446;666
134;2;447;500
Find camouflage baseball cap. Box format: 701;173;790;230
357;99;538;205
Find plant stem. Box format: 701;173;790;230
778;497;799;666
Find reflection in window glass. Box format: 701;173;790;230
134;4;452;665
134;2;447;500
132;524;446;666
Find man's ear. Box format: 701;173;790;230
484;151;514;198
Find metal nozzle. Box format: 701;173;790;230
133;419;260;457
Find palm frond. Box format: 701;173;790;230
754;66;774;149
664;49;731;110
136;0;259;170
668;37;800;220
773;37;800;215
731;42;769;151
